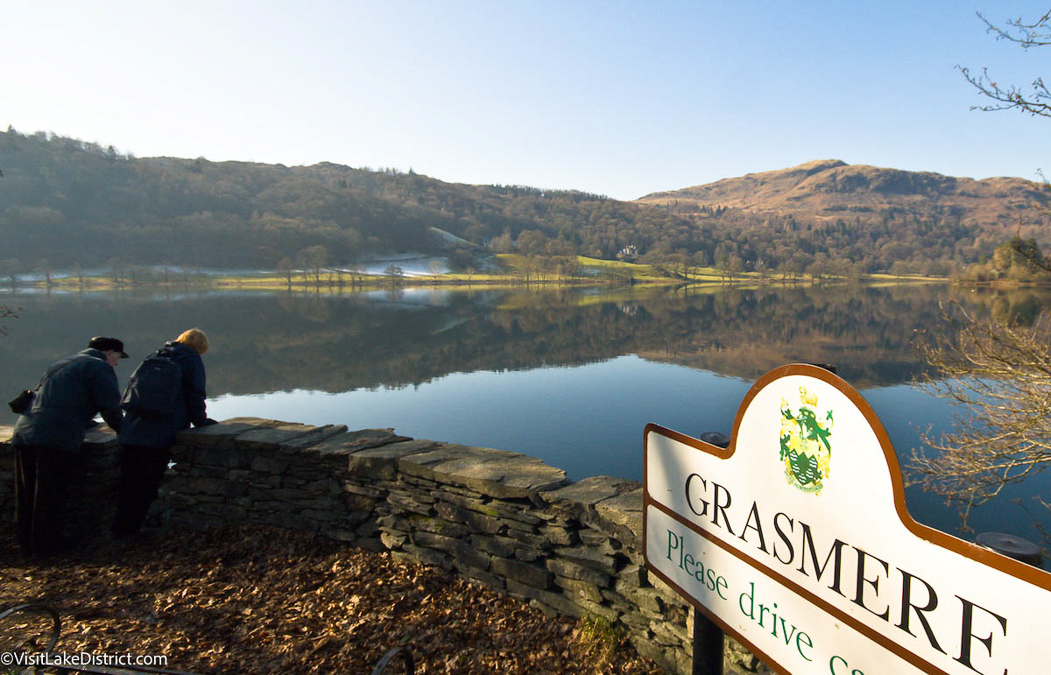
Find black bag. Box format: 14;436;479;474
121;349;182;419
8;389;34;414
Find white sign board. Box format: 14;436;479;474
644;364;1051;675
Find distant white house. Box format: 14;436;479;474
617;244;639;260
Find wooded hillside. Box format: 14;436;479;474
1;129;1047;276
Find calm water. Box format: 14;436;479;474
2;282;1049;549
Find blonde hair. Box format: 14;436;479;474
176;328;209;355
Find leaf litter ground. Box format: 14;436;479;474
0;523;661;674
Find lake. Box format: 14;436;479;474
2;281;1049;553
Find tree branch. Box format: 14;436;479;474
977;10;1051;48
959;11;1051;117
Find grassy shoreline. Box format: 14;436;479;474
5;254;957;293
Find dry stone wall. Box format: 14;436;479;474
0;419;767;674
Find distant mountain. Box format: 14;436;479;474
637;159;1050;237
2;129;1048;277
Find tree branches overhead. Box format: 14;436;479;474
959;10;1051;117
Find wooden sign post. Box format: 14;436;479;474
644;364;1051;674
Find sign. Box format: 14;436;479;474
643;364;1051;675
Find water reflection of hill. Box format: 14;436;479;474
633;285;956;386
1;284;1045;418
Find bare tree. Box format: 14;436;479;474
296;245;329;286
383;264;404;287
107;258;126;287
277;257;295;288
345;262;364;288
910;10;1051;538
911;304;1051;529
958;10;1051;118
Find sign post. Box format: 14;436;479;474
644;364;1051;674
692;611;724;675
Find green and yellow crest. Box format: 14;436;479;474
779;386;834;494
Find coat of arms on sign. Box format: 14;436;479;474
780;386;834;494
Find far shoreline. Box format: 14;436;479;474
2;251;965;294
4;272;954;294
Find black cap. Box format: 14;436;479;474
88;336;129;358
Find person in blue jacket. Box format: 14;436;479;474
113;328;217;537
12;336;127;557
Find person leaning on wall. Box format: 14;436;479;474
113;328;217;538
12;336;127;558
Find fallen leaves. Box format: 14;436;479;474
0;524;660;674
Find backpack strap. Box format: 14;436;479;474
36;353;91;391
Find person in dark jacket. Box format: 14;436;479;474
113;328;216;537
12;336;127;557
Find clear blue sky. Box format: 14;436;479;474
3;1;1049;200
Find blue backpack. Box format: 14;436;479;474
121;348;182;419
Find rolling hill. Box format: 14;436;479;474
637;159;1049;237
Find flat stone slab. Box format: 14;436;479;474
533;475;643;543
398;443;568;499
280;424;354;450
307;428;413;459
593;487;644;547
175;417;352;452
235;420;349;451
346;439;441;479
177;417;273;446
538;475;641;515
